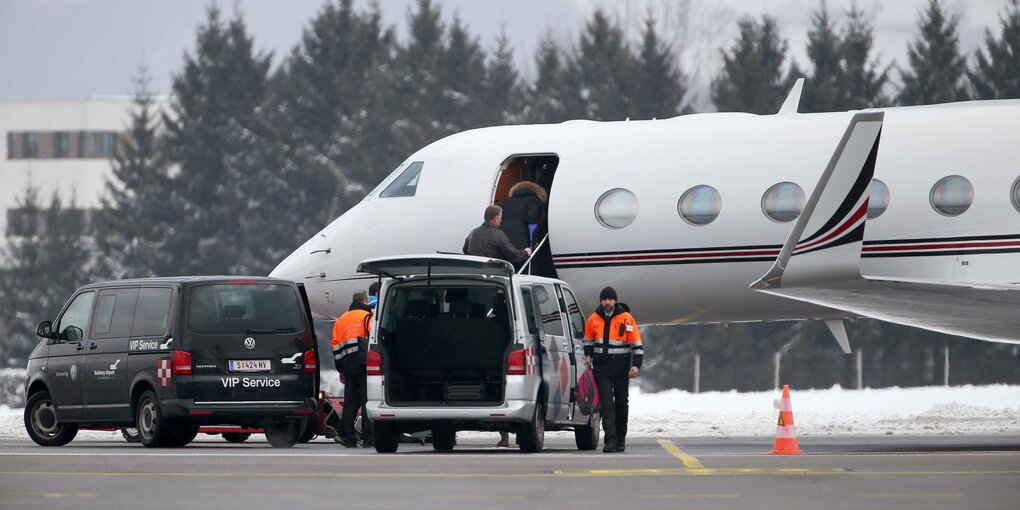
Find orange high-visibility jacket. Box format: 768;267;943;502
583;305;642;375
331;309;373;364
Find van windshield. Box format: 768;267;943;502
188;284;304;335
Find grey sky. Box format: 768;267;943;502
0;0;1008;108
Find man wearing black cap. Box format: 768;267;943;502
583;286;643;453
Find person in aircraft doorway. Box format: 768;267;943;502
463;205;531;264
584;286;643;453
332;291;375;448
499;181;547;264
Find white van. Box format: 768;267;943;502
358;254;600;453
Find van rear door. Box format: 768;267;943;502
185;282;315;404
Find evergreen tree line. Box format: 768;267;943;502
1;0;1018;387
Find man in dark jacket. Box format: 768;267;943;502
463;205;531;263
499;181;546;250
583;286;642;453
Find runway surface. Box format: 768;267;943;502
0;435;1017;510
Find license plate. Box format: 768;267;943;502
228;359;271;372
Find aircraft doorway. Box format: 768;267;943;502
493;154;559;279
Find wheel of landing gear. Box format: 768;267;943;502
121;428;141;443
24;391;78;447
431;427;456;451
264;419;302;448
222;432;252;443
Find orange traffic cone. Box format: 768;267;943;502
769;384;802;455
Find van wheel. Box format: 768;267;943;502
223;432;251;443
24;391;78;447
373;422;400;453
166;424;200;447
519;406;545;453
136;390;174;447
574;412;600;451
431;426;456;451
265;419;302;448
297;415;318;443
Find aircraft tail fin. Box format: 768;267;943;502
752;112;883;290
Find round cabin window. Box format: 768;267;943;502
1011;175;1020;213
761;182;805;223
677;185;722;225
867;179;890;219
929;175;973;216
595;188;639;229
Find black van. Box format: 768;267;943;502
24;277;319;448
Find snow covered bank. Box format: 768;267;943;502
3;384;1018;441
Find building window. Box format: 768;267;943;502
22;132;39;158
380;161;424;198
868;179;890;219
54;132;71;158
595;188;639;229
761;182;805;223
6;132;15;159
87;131;117;158
677;185;722;226
930;175;973;217
77;131;86;157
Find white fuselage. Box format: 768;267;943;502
271;100;1020;324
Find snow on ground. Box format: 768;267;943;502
4;385;1019;441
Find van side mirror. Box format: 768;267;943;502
36;321;54;339
63;326;84;342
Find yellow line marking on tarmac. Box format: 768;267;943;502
640;494;740;500
856;493;962;499
657;439;705;468
1;469;1018;479
0;491;96;498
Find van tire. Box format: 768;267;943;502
297;415;318;443
574;412;600;450
136;390;175;447
166;424;200;447
519;405;545;453
24;391;78;447
222;432;251;443
373;422;400;453
264;419;302;448
431;426;456;451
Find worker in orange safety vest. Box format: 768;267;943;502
331;290;374;448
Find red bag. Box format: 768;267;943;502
576;368;600;415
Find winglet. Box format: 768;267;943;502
752;112;884;290
778;78;805;114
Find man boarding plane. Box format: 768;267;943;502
271;88;1020;347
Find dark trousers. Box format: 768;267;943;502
340;371;373;444
595;372;629;444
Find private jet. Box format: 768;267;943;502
270;82;1020;348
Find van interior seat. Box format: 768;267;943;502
222;304;247;319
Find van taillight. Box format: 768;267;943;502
173;350;192;375
366;350;381;376
507;349;526;375
303;349;317;374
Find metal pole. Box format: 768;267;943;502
693;353;700;394
773;352;781;391
856;349;863;390
944;347;950;386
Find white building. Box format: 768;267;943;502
0;97;144;253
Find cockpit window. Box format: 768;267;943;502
380;161;424;198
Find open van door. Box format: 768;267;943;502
357;254;514;279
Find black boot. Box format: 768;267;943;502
603;439;617;453
616;438;626;452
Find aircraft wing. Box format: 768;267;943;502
751;112;1020;345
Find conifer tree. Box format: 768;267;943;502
571;9;635;120
897;0;970;106
633;12;687;119
802;2;844;112
711;15;793;114
483;30;526;126
391;0;448;160
970;0;1020;99
0;187;98;364
527;34;577;123
273;0;391;208
93;71;176;278
441;15;488;131
161;6;299;276
841;2;891;109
